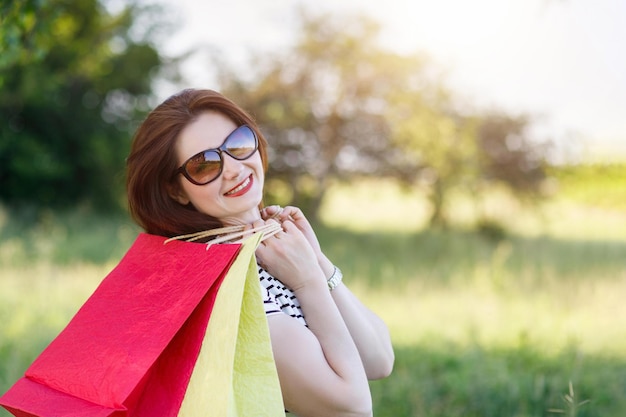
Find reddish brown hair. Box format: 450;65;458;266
126;89;268;237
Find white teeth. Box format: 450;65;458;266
226;176;250;195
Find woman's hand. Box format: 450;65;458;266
261;205;334;276
261;206;320;254
252;218;324;291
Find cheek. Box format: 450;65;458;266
250;155;265;180
186;182;220;203
187;190;226;218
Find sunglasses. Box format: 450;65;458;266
176;124;259;186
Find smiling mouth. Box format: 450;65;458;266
224;175;252;196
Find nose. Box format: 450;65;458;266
221;153;244;180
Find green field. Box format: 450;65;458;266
1;168;625;416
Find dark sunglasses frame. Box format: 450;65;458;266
176;124;259;186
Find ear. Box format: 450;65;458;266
167;182;190;205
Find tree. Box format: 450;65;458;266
0;0;70;70
215;9;438;221
210;8;552;227
0;0;172;209
391;106;551;227
385;91;480;227
477;111;549;195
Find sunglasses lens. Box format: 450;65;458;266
185;151;221;184
225;126;257;159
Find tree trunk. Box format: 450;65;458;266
428;179;447;229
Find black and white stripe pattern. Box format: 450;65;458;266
258;265;307;326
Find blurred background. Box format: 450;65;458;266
1;0;625;415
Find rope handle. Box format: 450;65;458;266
163;208;284;249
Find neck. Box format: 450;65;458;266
219;210;262;227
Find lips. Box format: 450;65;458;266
224;174;253;197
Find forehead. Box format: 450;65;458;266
175;111;238;161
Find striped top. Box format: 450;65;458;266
258;265;307;326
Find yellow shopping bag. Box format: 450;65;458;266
180;233;285;416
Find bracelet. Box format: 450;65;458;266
327;266;343;291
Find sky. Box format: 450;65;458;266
157;0;626;160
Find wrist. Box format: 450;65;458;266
318;254;334;277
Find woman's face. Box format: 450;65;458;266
170;111;265;225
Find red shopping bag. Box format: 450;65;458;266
0;233;241;416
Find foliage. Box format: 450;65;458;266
0;0;172;210
477;111;550;195
386;90;479;226
1;0;51;69
382;99;551;227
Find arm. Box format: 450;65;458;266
328;281;395;379
255;220;372;417
261;206;395;380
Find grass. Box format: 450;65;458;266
318;224;626;416
1;173;626;416
371;343;626;417
320;175;626;416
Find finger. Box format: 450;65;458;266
251;219;266;229
260;205;283;220
280;219;302;235
275;206;297;222
265;218;280;227
241;219;266;239
254;245;268;266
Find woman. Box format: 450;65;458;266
126;89;394;416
